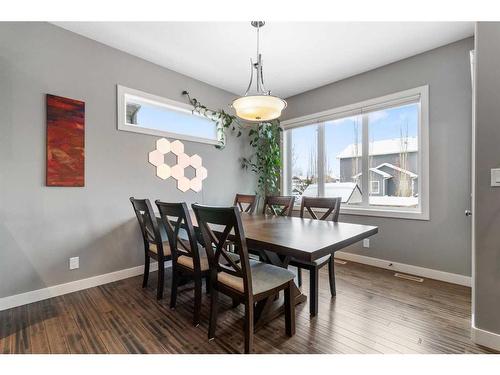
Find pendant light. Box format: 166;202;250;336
232;21;287;122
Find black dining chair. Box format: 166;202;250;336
233;193;258;214
156;200;209;326
192;204;296;354
130;197;171;300
289;196;342;317
262;195;295;216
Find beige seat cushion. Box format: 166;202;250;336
177;252;209;271
177;249;239;272
292;254;331;267
218;260;295;295
148;242;171;255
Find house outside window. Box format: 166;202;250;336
282;86;429;220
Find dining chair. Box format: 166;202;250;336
155;200;209;326
192;204;296;354
130;197;171;300
262;195;295;216
289;196;342;317
233;193;258;214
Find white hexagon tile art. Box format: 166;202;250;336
148;138;208;192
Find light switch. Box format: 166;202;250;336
491;168;500;187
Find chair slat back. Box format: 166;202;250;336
234;194;258;214
130;197;164;254
300;196;342;222
156;201;200;270
192;204;252;295
263;195;295;216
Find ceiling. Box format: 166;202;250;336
53;22;474;98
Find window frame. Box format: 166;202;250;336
116;85;219;145
281;85;429;221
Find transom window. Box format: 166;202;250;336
117;85;218;145
282;86;429;220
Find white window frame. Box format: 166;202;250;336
116;85;219;145
370;180;380;195
281;85;429;221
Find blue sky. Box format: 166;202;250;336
129;99;217;140
290;103;418;177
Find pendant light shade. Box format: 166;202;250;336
232;95;287;122
232;21;287;122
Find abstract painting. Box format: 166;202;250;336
46;94;85;187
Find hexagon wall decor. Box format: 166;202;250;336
148;138;208;192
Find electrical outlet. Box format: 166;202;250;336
69;257;79;270
363;239;370;248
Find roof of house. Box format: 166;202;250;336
336;137;418;159
352;163;417;179
376;162;418;178
352;167;393;179
302;182;362;203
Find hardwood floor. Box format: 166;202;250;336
0;260;495;354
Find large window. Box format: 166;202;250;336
282;86;429;220
117;85;218;145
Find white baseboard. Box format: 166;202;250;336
472;326;500;351
335;251;471;287
0;261;171;312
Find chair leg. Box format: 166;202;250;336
156;260;165;300
231;297;240;308
142;255;150;288
208;288;219;341
328;256;336;297
170;268;178;308
193;276;202;327
297;267;302;287
205;274;211;295
309;267;319;317
284;281;296;337
244;300;254;354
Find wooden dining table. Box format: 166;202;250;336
159;212;378;326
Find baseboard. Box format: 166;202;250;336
0;261;171;312
335;251;471;287
472;326;500;351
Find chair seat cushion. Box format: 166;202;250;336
218;260;295;295
177;247;209;271
149;242;171;256
292;254;331;267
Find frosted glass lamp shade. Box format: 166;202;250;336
232;95;287;122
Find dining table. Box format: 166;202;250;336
159;211;378;326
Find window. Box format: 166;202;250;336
370;181;380;195
282;86;429;220
117;85;218;145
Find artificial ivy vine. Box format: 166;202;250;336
183;91;282;196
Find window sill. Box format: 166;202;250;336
293;205;429;221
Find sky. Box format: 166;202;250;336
289;103;419;178
128;98;217;140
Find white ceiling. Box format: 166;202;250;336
53;22;474;98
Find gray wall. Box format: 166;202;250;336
0;22;255;298
284;38;474;276
474;22;500;334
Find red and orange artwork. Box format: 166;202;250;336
46;94;85;187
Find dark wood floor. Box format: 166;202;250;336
0;260;495;354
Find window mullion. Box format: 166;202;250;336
361;114;369;207
283;130;292;195
317;123;325;197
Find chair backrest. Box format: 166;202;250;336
300;196;342;222
233;193;258;214
155;201;201;271
192;204;252;295
262;195;295;216
130;197;165;255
